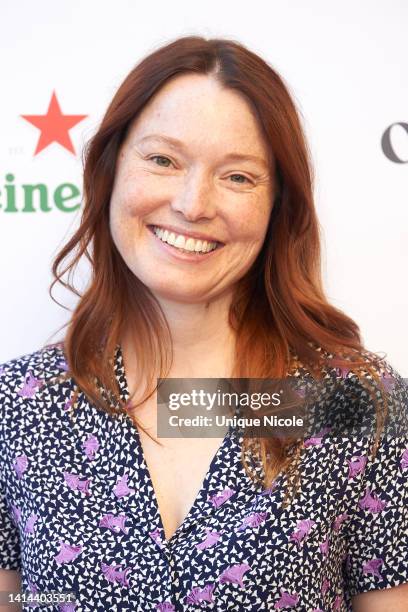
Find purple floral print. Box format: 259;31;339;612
54;541;83;564
347;455;367;479
64;471;91;495
219;563;250;588
210;487;236;508
17;372;43;398
362;557;384;579
1;343;407;610
185;583;215;604
100;561;131;586
13;454;28;479
99;513;129;535
113;473;136;498
82;434;100;460
196;528;222;550
274;589;299;609
358;488;387;513
289;518;316;547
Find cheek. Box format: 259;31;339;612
109;205;130;259
110;166;163;219
227;202;271;245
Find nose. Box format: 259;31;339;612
170;167;216;221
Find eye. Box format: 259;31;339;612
148;155;173;167
229;174;252;185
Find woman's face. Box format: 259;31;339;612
109;73;275;304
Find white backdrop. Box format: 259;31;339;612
1;0;407;374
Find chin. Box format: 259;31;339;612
142;279;211;303
152;288;210;303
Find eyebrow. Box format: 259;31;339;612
137;134;270;169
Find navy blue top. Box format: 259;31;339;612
1;344;407;611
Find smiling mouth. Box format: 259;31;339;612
148;225;224;255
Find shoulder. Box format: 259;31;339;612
291;344;407;404
1;341;66;376
323;349;408;493
301;344;406;403
343;348;407;429
0;342;74;430
0;342;68;392
292;346;407;462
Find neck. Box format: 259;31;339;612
156;292;236;378
122;290;236;386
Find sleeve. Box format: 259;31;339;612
343;361;408;599
0;380;22;571
0;464;21;571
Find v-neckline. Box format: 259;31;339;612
112;344;238;546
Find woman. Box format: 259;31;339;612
1;36;407;612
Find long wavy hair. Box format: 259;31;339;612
47;36;390;507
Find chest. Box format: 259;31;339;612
9;398;356;611
126;391;226;539
137;426;225;540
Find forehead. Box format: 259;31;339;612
124;73;272;161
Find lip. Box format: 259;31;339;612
147;225;224;262
147;223;224;245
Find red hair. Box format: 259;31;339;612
47;36;389;506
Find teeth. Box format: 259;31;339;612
185;238;196;252
174;235;185;249
167;232;176;246
152;226;218;253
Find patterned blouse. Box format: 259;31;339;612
1;343;407;612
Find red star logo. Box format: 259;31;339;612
21;91;87;156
